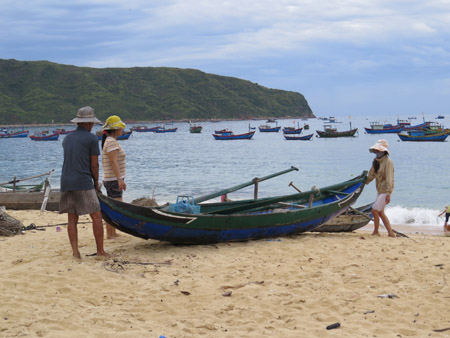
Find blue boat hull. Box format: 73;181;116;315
398;133;449;142
98;172;367;244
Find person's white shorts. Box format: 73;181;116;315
372;193;388;212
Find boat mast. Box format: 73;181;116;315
194;166;299;204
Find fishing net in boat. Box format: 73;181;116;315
0;207;24;236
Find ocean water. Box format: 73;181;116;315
1;114;448;228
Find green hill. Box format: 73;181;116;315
0;59;314;124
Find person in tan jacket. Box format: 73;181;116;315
365;139;396;237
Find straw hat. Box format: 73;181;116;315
369;139;389;155
101;115;126;131
70;106;101;123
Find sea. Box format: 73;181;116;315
1;114;448;229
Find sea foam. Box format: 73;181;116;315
385;206;443;227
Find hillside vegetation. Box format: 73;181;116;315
0;59;314;124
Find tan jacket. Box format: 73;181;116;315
366;155;394;194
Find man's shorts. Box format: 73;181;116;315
103;180;123;199
372;193;388;212
59;189;101;215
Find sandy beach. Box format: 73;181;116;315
1;210;449;337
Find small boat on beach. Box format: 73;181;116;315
98;168;368;244
213;131;255;140
29;133;59;141
0;170;60;211
284;134;314;141
312;204;372;232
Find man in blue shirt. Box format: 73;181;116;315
60;106;108;258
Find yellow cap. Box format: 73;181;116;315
101;115;125;131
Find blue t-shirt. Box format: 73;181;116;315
61;126;100;191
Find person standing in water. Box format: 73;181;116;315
365;139;396;237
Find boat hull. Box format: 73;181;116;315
29;134;59;141
398;132;449;142
98;172;367;244
284;134;314;140
0;190;60;211
316;128;358;138
213;131;255;140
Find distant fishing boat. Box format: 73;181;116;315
214;129;232;135
154;123;177;133
96;130;132;140
259;125;281;132
364;122;403;134
213;131;255;140
0;130;29;138
189;124;203;133
283;134;314;141
397;131;450;142
53;128;75;135
131;125;161;132
282;127;303;134
436;115;445;119
316;125;358;138
29;133;59;141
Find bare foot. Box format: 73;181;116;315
371;232;380;236
388;233;396;238
96;251;112;257
72;251;81;259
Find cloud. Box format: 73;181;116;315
0;0;449;114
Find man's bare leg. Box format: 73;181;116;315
90;211;109;256
67;213;81;259
371;209;380;235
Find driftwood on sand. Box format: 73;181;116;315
0;207;24;236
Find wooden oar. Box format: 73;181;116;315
348;206;408;238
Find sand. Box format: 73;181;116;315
1;210;449;338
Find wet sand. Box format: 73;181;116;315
1;210;449;337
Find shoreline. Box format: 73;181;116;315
1;116;314;128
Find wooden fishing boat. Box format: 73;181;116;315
189;124;203;133
283;127;303;134
284;134;314;141
154;126;178;133
312;204;372;232
213;131;255;140
259;125;281;132
316;125;358;138
53;128;75;135
0;170;60;211
131;125;161;132
0;190;60;211
214;129;232;135
29;133;59;141
98;170;368;244
0;131;29;138
364;122;403;134
397;131;449;142
96;130;132;140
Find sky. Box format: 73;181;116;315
1;0;449;117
